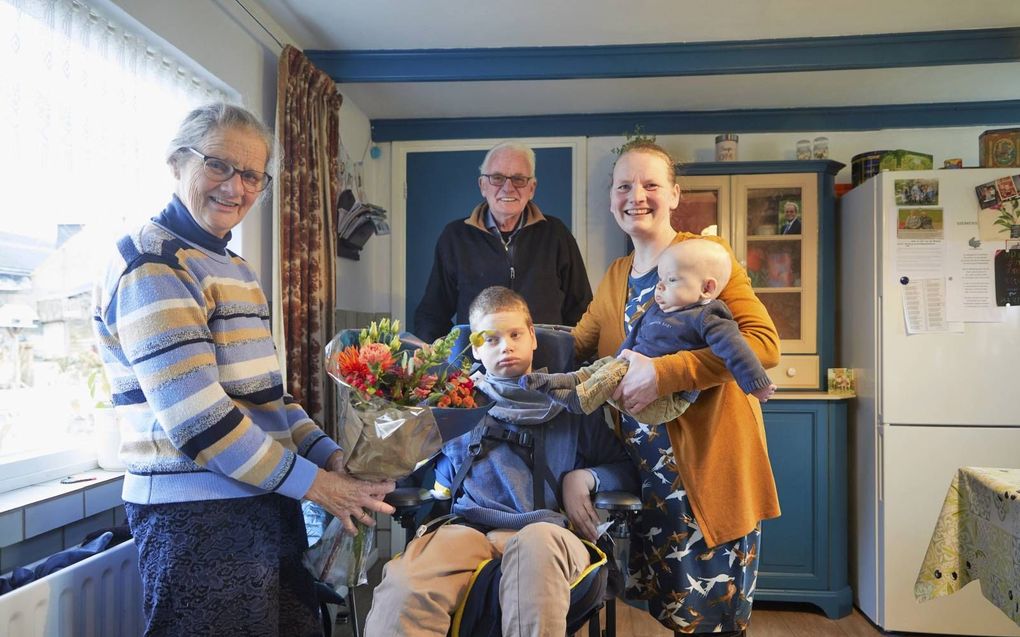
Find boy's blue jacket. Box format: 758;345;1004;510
434;377;639;531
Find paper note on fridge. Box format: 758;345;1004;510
895;239;944;279
945;247;1006;323
901;279;964;334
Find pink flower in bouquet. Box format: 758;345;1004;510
359;342;394;369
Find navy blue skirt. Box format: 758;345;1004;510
125;493;321;637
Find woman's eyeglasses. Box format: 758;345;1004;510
481;173;532;188
186;148;272;192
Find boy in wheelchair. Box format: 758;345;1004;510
364;286;638;637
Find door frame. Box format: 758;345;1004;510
389;137;588;325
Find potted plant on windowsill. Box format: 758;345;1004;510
87;359;125;472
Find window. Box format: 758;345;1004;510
0;0;228;492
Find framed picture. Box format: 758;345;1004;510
827;368;855;394
777;198;802;235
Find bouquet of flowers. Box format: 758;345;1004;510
306;319;489;589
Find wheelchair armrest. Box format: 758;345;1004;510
593;491;642;512
385;486;433;509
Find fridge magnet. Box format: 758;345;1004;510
897;208;943;238
894;179;939;206
827;368;856;395
994;247;1020;306
975;182;1001;209
996;175;1019;200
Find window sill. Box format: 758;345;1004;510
0;470;124;548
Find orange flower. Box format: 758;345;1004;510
335;346;367;377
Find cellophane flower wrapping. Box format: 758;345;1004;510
305;319;484;589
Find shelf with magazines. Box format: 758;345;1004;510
674;160;843;390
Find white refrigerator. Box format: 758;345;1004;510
840;169;1020;636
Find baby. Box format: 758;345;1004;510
523;239;776;424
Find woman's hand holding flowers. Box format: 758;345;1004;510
305;470;396;535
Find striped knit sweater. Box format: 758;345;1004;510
93;195;340;505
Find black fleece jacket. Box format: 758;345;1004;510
414;201;592;342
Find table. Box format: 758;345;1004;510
915;467;1020;627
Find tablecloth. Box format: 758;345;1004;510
915;467;1020;626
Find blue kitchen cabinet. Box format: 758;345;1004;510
756;397;852;618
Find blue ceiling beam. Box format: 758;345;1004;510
307;28;1020;83
370;99;1020;141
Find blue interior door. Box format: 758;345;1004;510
404;147;573;335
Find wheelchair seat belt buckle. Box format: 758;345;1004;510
416;513;461;538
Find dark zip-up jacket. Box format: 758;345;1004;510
414;201;592;342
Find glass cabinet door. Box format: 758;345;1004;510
674;175;730;238
733;173;817;355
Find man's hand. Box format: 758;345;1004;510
305;470;396;534
562;469;599;542
613;350;660;414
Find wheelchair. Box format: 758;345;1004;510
344;324;642;637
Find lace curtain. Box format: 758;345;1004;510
1;0;228;242
0;0;227;469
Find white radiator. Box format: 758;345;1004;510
0;540;143;637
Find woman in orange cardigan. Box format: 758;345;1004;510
571;141;781;635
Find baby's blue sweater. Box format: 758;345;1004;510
93;196;340;504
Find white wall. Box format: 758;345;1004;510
583;125;1020;281
334;117;393;314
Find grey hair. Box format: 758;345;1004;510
479;141;536;176
165;102;278;187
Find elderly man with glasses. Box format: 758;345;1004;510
414;141;592;342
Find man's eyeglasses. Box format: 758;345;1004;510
481;173;532;188
186;148;272;192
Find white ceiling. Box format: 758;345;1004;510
254;0;1020;121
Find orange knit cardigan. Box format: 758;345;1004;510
572;233;782;547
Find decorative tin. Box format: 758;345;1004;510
851;149;934;186
979;128;1020;168
715;134;738;161
852;151;888;186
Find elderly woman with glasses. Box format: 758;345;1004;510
93;102;394;636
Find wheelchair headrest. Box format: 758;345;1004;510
445;324;578;375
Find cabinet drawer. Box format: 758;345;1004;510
772;354;819;389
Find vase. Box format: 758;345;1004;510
93;408;126;471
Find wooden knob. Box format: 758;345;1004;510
786;367;797;377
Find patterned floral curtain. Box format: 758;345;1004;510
276;45;341;435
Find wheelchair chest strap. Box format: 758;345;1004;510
448;416;558;512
